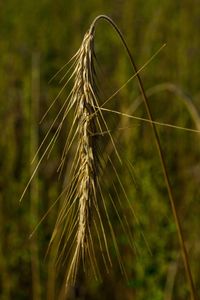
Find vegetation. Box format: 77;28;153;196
0;1;200;299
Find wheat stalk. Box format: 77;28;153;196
89;15;197;300
20;14;197;300
49;16;196;299
65;14;196;299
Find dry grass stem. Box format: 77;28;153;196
20;14;197;300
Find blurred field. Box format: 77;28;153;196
0;1;199;299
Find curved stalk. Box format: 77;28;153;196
90;15;197;300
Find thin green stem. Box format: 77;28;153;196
91;15;197;300
30;52;41;300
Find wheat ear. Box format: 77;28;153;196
65;30;98;282
49;27;112;290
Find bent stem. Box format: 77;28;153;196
90;15;197;300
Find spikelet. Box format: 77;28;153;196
65;29;99;283
49;27;108;288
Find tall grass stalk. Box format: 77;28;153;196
45;15;197;299
22;15;197;300
30;52;41;300
90;15;197;300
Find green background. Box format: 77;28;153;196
0;0;199;299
